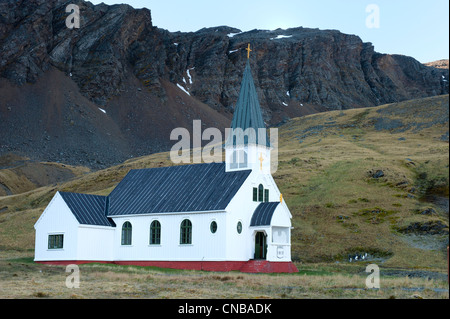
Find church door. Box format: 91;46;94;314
254;232;267;260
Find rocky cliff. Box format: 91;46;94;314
0;0;448;168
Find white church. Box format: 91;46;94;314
34;47;298;273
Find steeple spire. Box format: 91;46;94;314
225;47;272;173
226;59;269;148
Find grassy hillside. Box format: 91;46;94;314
0;95;448;271
0;154;90;196
275;95;449;268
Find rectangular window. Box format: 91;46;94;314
264;189;269;202
238;150;248;168
253;188;258;201
48;234;64;249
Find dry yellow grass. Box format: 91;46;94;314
0;258;447;299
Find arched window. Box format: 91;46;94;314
150;220;161;245
254;185;270;202
121;221;132;245
180;219;192;245
258;184;264;202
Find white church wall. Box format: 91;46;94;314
34;192;79;261
225;144;272;173
77;225;115;261
267;205;292;262
225;170;293;262
224;170;264;261
111;212;227;261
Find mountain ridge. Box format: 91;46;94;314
0;0;448;168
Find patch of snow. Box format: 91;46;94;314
300;103;304;106
187;68;194;85
227;32;242;38
270;35;292;40
286;91;290;97
282;102;288;106
177;83;190;96
98;107;106;114
229;49;239;54
183;77;186;84
173;43;179;46
69;72;72;77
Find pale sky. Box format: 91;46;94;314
89;0;449;63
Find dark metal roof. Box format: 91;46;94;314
226;60;270;147
59;192;116;227
250;202;280;226
108;162;251;216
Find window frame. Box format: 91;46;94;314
230;150;238;169
258;184;264;202
237;221;243;234
149;220;161;245
238;150;248;168
210;220;218;234
121;221;132;246
180;219;192;245
264;189;269;202
48;234;64;250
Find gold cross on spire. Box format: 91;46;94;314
246;43;252;59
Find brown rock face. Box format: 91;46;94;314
0;0;448;168
424;59;449;70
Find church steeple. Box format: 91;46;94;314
225;44;271;173
226;50;269;148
